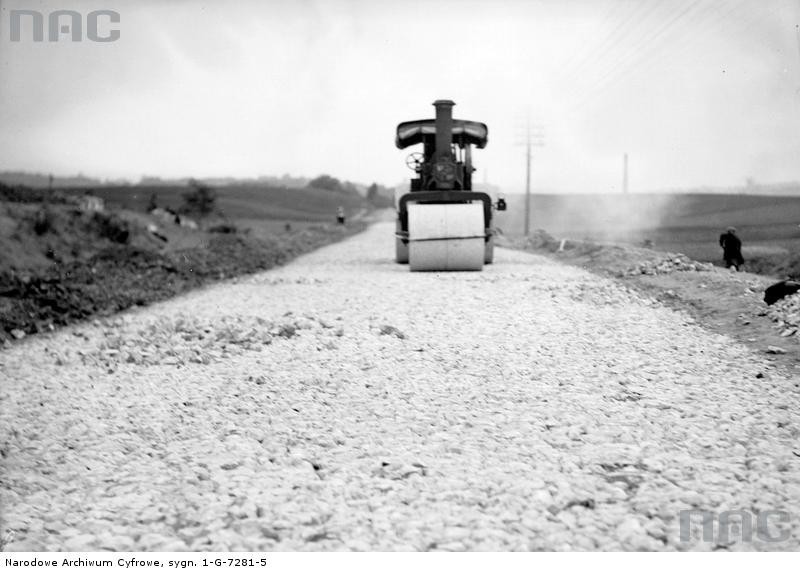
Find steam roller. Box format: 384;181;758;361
395;99;506;271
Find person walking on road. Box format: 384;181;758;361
719;227;744;271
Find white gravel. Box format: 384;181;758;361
1;221;799;551
767;293;800;339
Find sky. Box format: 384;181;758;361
0;0;799;193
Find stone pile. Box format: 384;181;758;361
622;254;713;277
765;293;800;339
79;314;335;369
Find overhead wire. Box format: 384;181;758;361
550;0;627;88
564;0;714;115
555;1;660;95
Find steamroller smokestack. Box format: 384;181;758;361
433;99;455;161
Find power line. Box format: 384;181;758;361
558;0;665;97
556;1;658;95
652;0;749;74
556;1;705;113
565;0;706;112
596;1;760;113
565;0;712;115
551;0;628;87
572;0;715;99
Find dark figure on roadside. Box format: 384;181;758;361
719;227;744;271
336;206;346;225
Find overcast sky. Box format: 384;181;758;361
1;0;799;192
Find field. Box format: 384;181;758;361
62;183;367;225
498;193;800;277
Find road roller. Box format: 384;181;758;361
395;99;506;271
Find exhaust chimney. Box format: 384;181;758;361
433;99;455;161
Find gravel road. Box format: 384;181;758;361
2;221;799;551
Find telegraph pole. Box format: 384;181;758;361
524;124;531;236
622;153;628;194
521;119;545;236
795;24;800;112
796;24;800;61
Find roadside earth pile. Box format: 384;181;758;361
764;293;800;340
0;224;364;344
621;254;714;277
500;232;713;279
514;229;561;251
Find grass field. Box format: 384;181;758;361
498;193;800;277
62;183;368;224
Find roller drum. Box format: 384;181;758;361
407;203;486;271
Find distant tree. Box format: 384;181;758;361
342;181;359;195
366;182;393;207
366;183;379;202
146;192;158;212
182;179;216;216
309;174;342;192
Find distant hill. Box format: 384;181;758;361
0;171;109;189
498;192;800;268
0;170;386;223
138;174;312;189
0;171;351;193
656;182;800;196
501;193;800;237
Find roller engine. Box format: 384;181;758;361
395;100;505;271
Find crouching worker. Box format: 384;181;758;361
336;206;346;225
719;226;744;271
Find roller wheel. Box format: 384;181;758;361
395;220;409;263
407;203;485;271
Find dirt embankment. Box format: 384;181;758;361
0;185;368;344
499;231;800;376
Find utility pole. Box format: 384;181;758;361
796;24;800;61
525;123;531;236
521;118;545;236
622;153;628;194
794;24;800;112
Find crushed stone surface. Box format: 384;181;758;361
767;293;800;340
1;221;799;551
622;254;714;277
